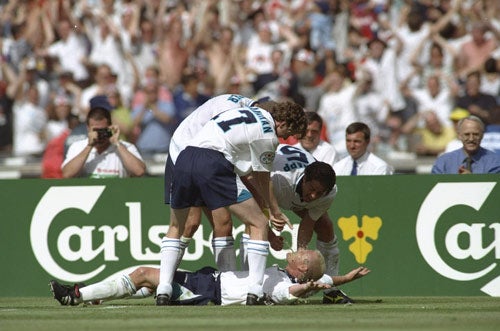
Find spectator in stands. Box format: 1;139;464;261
455;71;498;126
172;72;210;129
352;69;391;149
334;122;393;175
293;112;338;168
317;68;357;158
456;22;498;79
481;107;500;155
62;95;145;178
80;63;115;120
107;86;133;142
45;94;72;142
41;114;79;179
12;85;47;157
43;19;89;86
131;79;175;157
432;116;500;174
401;110;456;156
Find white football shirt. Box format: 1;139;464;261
272;144;337;221
188;107;278;176
220;266;300;305
169;94;256;163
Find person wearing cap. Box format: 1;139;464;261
61;95;145;178
432;115;500;174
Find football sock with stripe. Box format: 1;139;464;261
212;236;237;272
246;239;269;297
157;237;180;296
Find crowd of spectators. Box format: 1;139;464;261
0;0;498;176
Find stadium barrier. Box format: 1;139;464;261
1;175;498;297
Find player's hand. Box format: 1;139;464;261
346;266;371;281
269;212;293;231
303;280;331;291
269;234;284;251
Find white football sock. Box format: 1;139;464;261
129;287;153;299
176;236;192;268
239;233;250;271
156;237;180;296
79;275;136;303
317;236;340;276
246;239;269;297
212;236;237;272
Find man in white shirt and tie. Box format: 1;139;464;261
334;122;394;175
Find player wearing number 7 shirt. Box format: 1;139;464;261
157;99;307;306
165;94;260;273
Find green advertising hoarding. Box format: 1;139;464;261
0;175;498;297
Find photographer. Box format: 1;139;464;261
61;95;146;178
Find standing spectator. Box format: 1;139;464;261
12;85;47;157
45;94;72;142
62;95;145;178
432;116;500;174
334;122;393;175
359;37;405;113
456;22;498;79
480;108;500;155
352;70;391;148
107;86;133;142
307;1;335;53
401;110;456;156
401;74;457;128
131;18;158;82
317;68;357;158
456;71;498;126
131;79;175;157
80;63;115;120
43;19;89;85
0;64;14;154
41;114;79;179
293;111;338;168
172;72;210;129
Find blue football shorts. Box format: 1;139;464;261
170;146;251;210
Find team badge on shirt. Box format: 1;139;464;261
260;151;275;164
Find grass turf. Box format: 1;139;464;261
1;296;499;331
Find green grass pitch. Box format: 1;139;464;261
1;296;499;331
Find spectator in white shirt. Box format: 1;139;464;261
293;111;338;168
334;122;394;176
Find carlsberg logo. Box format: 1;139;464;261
416;182;500;297
30;186;295;283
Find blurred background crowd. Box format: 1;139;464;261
0;0;498;177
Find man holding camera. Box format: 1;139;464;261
62;95;146;178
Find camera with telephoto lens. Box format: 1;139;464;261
94;128;113;140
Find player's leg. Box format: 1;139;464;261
314;214;354;304
157;206;189;304
49;267;158;306
229;198;269;304
176;207;203;265
314;214;339;276
209;207;236;271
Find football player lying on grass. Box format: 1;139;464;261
50;249;370;306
